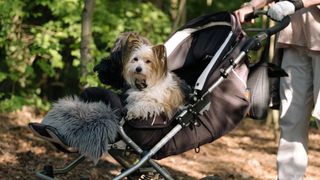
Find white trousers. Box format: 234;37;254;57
277;47;320;180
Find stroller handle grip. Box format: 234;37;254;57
244;10;291;36
244;10;268;22
266;16;290;36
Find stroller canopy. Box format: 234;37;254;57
165;12;244;92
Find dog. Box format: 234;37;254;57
121;32;187;121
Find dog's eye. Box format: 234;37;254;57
133;57;138;61
146;60;151;63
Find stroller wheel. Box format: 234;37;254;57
42;164;54;178
79;177;89;180
200;176;222;180
126;173;162;180
123;168;164;180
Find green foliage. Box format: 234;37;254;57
0;94;50;113
92;1;171;50
0;0;270;113
0;0;83;112
186;0;243;19
0;0;172;112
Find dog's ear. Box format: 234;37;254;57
122;33;142;63
122;32;151;55
152;45;167;76
152;44;167;62
126;33;141;49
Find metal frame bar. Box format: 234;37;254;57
113;119;177;180
194;32;233;91
35;154;86;180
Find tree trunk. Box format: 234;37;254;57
173;0;186;30
80;0;95;79
148;0;164;9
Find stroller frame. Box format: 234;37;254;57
32;12;290;180
33;50;245;180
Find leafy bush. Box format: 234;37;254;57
0;0;172;112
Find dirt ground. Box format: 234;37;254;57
1;107;320;180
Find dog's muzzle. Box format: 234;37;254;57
135;79;147;90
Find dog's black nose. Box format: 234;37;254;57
135;67;142;73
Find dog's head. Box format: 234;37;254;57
122;33;167;90
93;32;151;90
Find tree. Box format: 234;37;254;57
80;0;95;84
172;0;187;30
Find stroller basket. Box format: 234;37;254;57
29;11;290;180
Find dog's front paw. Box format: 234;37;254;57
125;106;143;120
125;102;159;121
125;110;136;120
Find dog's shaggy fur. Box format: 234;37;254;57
121;33;186;121
42;96;119;163
93;32;150;90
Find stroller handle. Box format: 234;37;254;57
244;10;291;36
241;10;290;52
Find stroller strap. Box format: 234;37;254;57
194;32;233;91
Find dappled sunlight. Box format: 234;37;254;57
1;109;320;179
0;152;18;165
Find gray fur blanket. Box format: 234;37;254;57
42;96;119;163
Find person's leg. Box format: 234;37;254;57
277;47;313;179
311;51;320;126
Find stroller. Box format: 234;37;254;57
28;11;290;180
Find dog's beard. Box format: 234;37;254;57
135;78;147;90
131;73;148;90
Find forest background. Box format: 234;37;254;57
0;0;258;113
2;1;320;179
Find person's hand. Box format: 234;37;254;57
234;3;255;23
267;0;304;21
